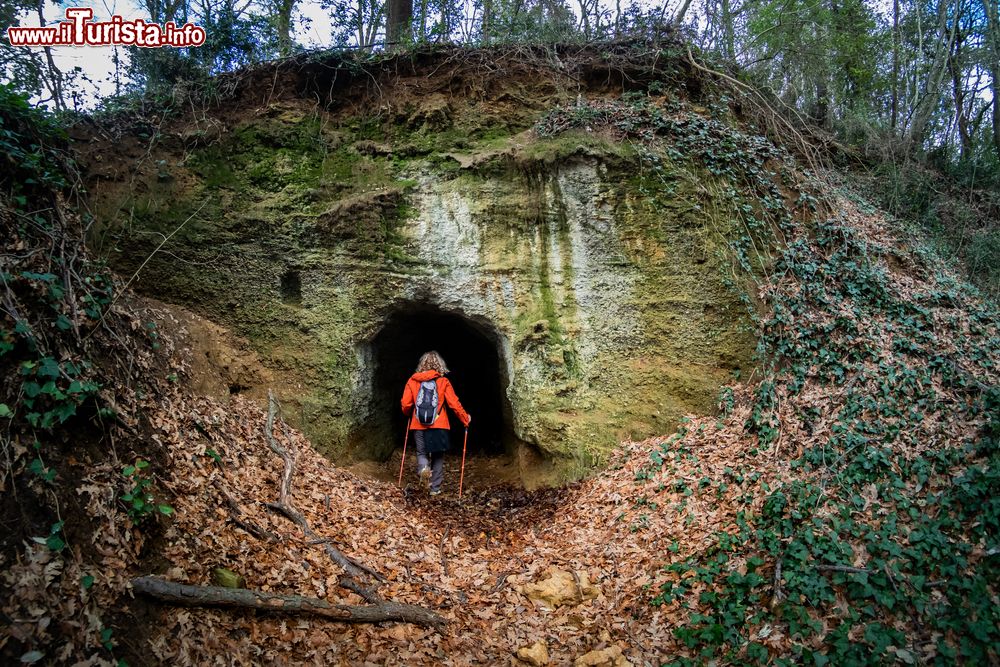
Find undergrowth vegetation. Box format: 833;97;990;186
655;222;998;664
1;85;111;435
1;85;174;665
858;160;1000;299
539;85;999;663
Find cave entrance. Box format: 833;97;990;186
362;304;516;466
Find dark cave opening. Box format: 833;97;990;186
364;304;515;460
279;269;302;305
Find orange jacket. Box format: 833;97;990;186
401;370;470;430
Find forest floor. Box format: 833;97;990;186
6;193;995;666
103;192;997;666
118;383;775;666
347;450;526;492
46;291;776;665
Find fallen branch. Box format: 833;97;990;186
770;558;784;611
214;480;281;543
263;390;385;585
131;576;447;627
816;564;869;575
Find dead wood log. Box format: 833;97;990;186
131;577;447;627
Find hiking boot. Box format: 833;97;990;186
418;467;431;489
429;488;442;497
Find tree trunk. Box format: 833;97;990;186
35;0;64;111
436;0;450;43
906;0;961;150
273;0;295;56
357;0;365;45
983;0;1000;159
386;0;412;47
948;25;972;161
131;577;447;627
417;0;428;40
482;0;492;42
814;79;830;129
891;0;900;129
721;0;736;60
673;0;695;27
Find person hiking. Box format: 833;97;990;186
400;351;471;496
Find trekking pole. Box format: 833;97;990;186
397;421;411;487
459;425;469;499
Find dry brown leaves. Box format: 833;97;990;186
117;371;799;667
4;182;996;666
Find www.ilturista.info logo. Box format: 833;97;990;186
6;8;205;47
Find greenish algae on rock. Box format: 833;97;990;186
86;103;756;484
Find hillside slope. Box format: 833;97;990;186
2;44;998;665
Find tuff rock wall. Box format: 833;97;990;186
80;73;755;482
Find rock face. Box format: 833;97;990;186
80;71;755;483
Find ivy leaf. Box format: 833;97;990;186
37;357;61;378
20;271;57;283
28;458;45;476
158;504;174;515
0;403;12;418
51;402;75;423
81;575;95;590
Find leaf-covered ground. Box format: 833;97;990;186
7;194;994;666
53;361;786;665
140;194;998;665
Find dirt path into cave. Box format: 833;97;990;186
144;391;778;665
349;450;528;493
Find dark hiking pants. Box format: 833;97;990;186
414;430;445;492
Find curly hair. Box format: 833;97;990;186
416;350;450;374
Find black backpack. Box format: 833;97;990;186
415;379;443;426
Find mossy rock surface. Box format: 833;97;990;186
84;95;756;482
